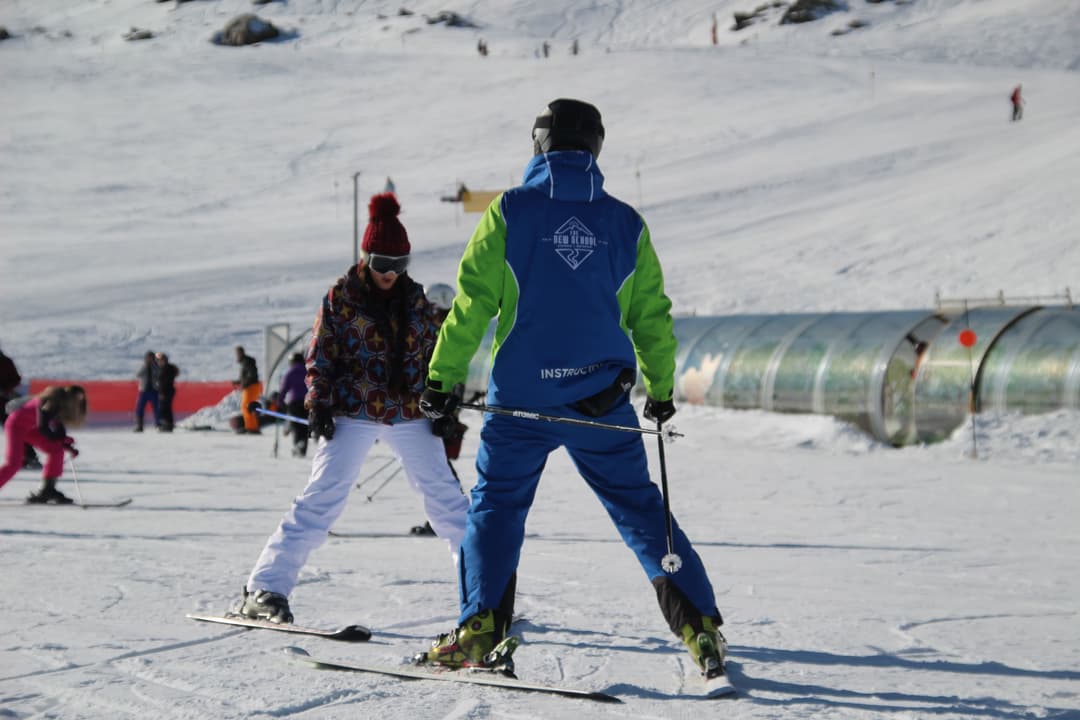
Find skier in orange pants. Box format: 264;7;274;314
234;346;263;434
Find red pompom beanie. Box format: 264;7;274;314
361;193;410;257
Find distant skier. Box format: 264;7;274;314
0;348;19;409
0;345;42;469
0;385;87;504
156;352;179;432
133;350;160;432
1010;84;1024;122
233;346;262;434
278;352;308;457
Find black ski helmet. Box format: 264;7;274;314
532;98;605;157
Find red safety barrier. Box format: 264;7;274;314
28;379;235;416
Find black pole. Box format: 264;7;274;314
963;302;978;459
655;420;682;573
356;456;398;489
366;467;403;502
272;416;280;459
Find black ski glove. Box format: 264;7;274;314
643;396;676;425
420;383;463;420
431;416;465;440
308;406;335;442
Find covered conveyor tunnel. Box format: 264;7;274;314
461;304;1080;447
669;305;1080;446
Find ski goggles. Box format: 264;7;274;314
366;253;410;275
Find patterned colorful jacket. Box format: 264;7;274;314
305;266;441;424
428;150;677;408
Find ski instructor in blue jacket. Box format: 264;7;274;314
418;98;726;682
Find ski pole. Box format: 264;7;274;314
272;416;281;458
356;456;398;489
255;407;308;425
654;419;682;573
458;402;683;443
67;456;86;506
366;466;403;502
254;406;304;459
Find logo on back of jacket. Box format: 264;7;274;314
544;217;604;270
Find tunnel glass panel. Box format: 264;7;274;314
981;309;1080;413
879;315;948;444
673;316;728;373
678;315;765;407
822;312;932;443
770;315;846;413
913;307;1038;443
717;316;818;409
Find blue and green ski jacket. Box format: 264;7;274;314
429;150;677;407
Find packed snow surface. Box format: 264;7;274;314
1;1;1078;718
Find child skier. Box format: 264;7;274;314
0;385;88;504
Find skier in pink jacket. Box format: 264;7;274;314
0;385;87;503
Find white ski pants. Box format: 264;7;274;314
247;416;468;596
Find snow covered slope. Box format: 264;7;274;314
0;3;1078;719
2;0;1078;379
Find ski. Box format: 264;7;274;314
283;646;622;703
329;529;541;540
186;613;372;642
327;530;419;539
701;670;737;698
12;497;133;508
78;498;134;508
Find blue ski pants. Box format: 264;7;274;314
457;398;719;625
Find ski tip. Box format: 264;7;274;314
336;624;373;642
283;646;311;657
77;498;133;508
589;691;624;704
705;686;737;699
703;675;738;699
